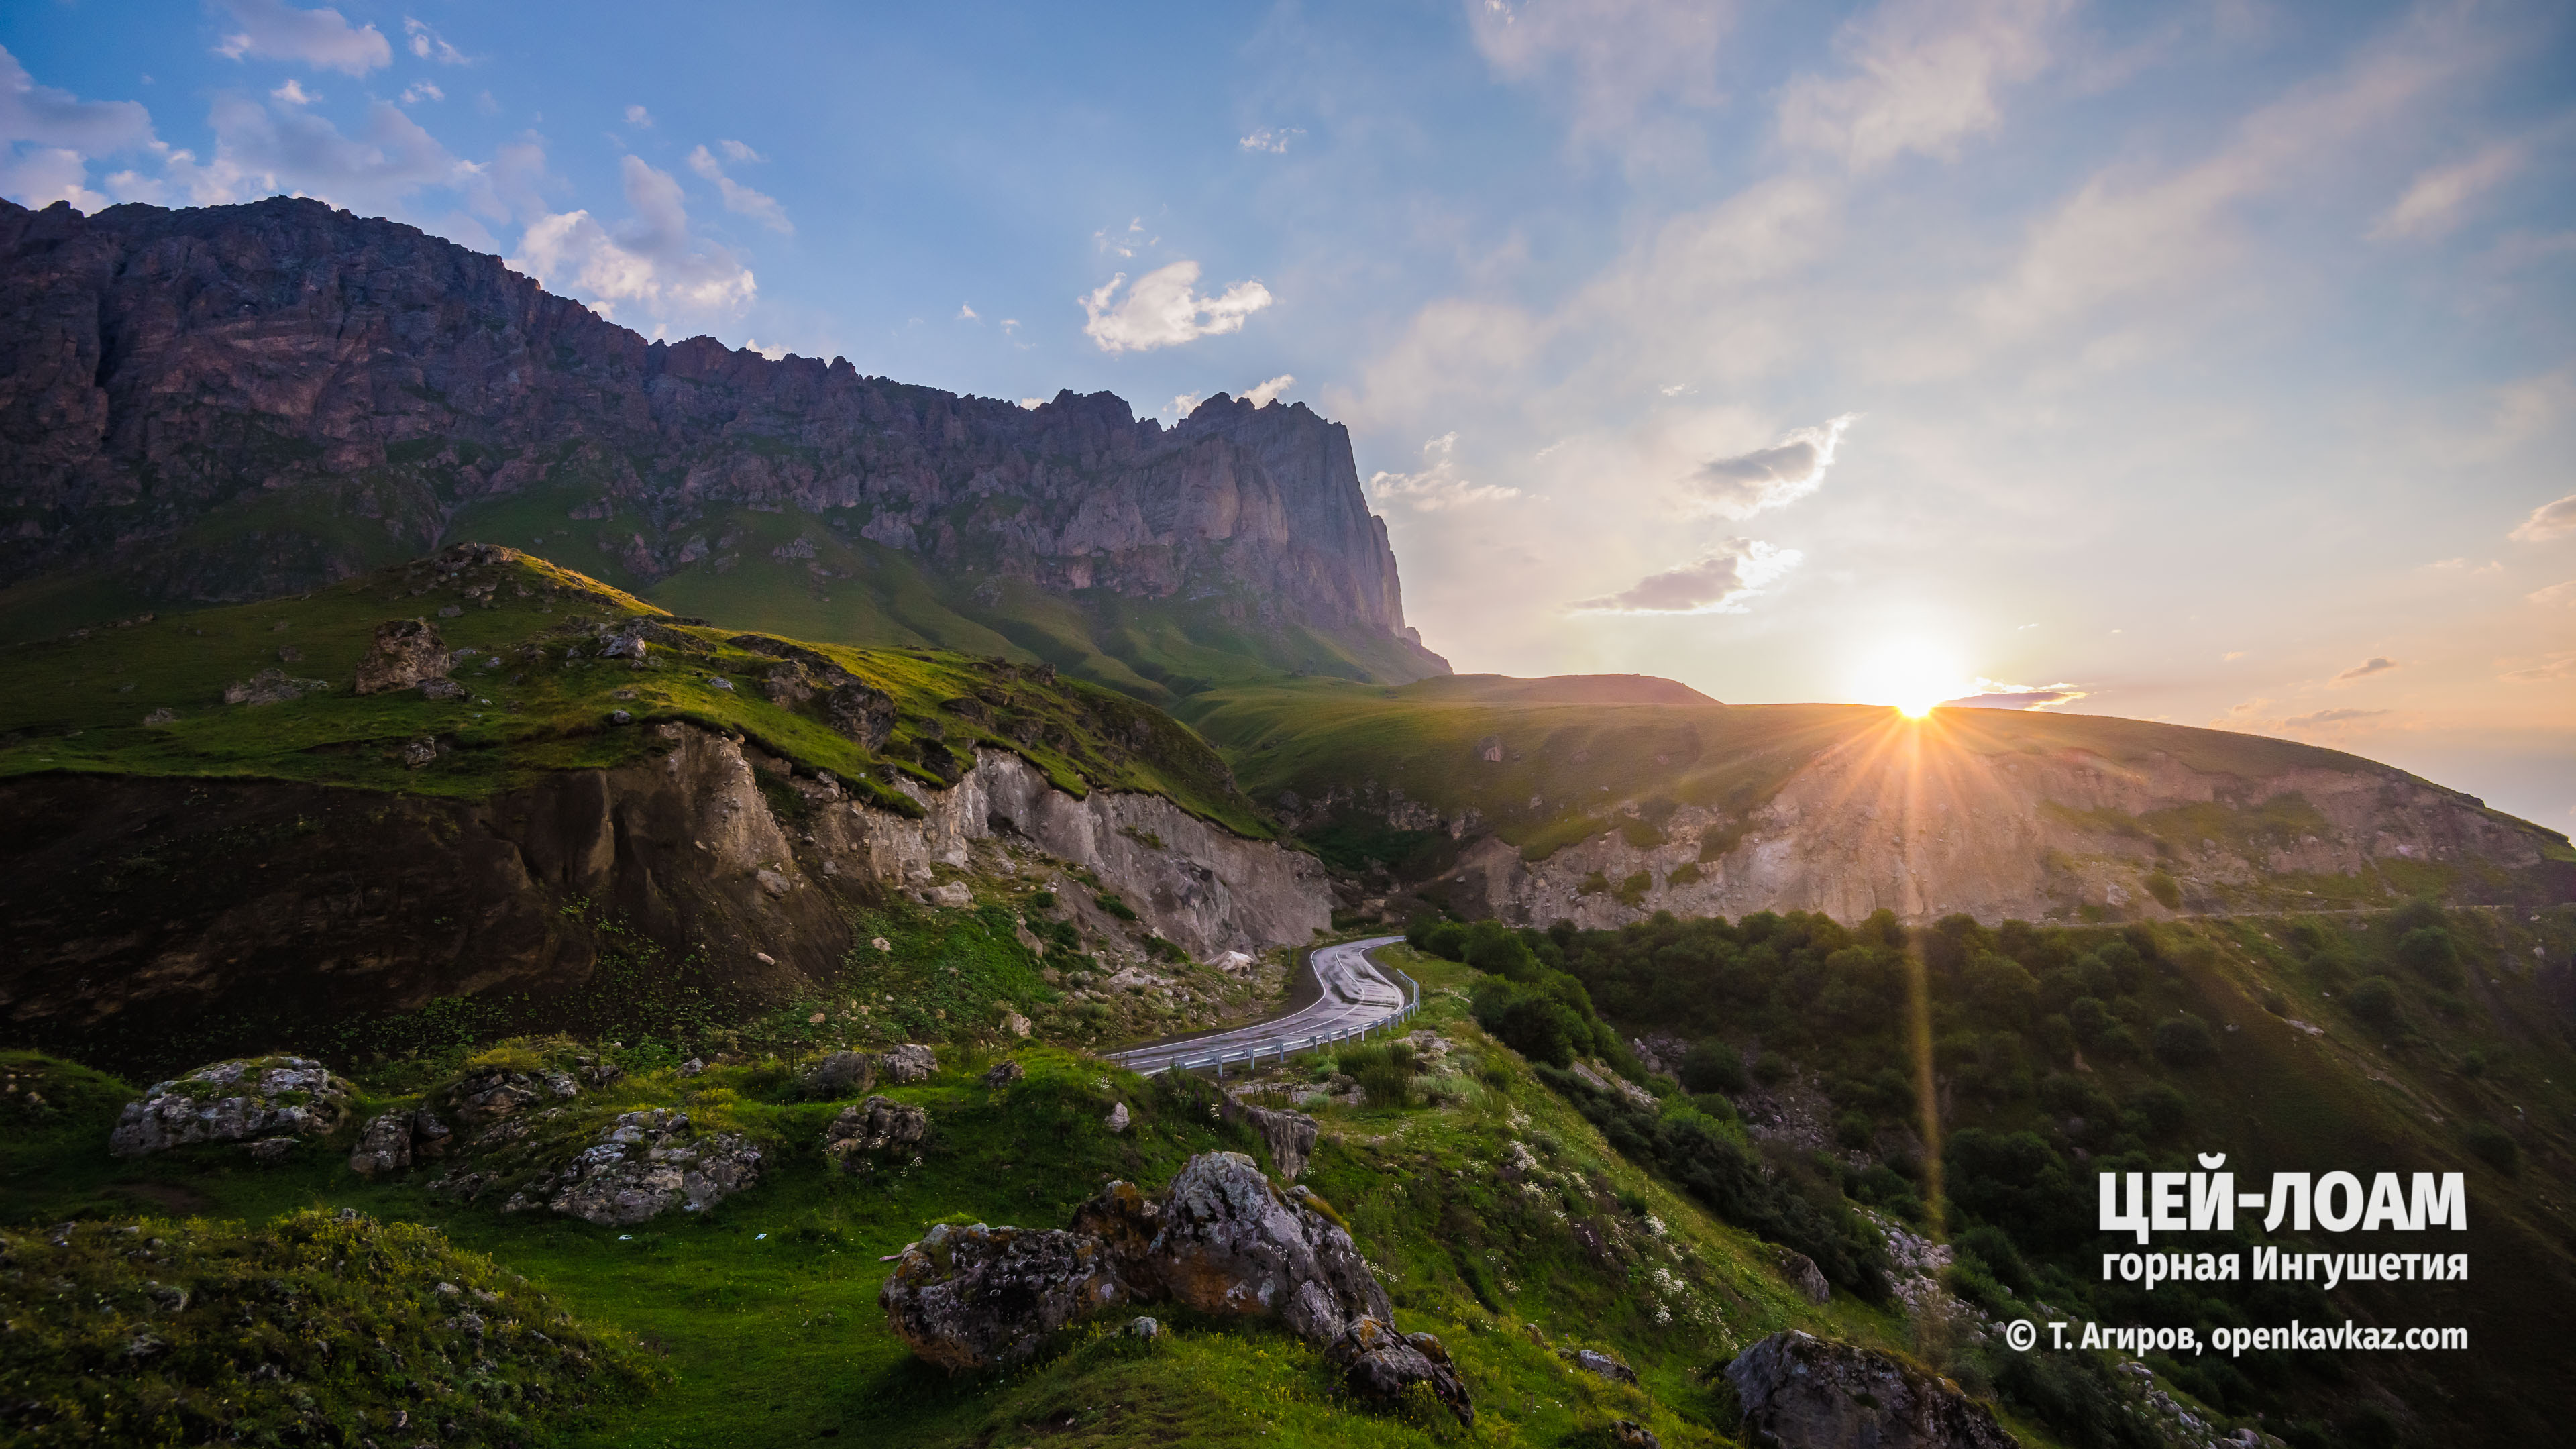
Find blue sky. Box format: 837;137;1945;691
5;0;2574;826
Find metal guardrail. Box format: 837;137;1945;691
1125;961;1423;1079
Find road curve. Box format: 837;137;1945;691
1106;934;1411;1075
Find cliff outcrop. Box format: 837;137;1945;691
0;197;1443;678
0;723;1325;1071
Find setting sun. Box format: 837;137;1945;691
1851;642;1971;719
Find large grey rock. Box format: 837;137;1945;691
879;1043;938;1084
1776;1247;1832;1305
354;618;452;695
447;1067;579;1125
109;1057;352;1158
1150;1151;1389;1343
347;1106;451;1177
878;1223;1135;1370
823;1095;928;1167
532;1109;763;1226
1329;1316;1475;1425
1222;1098;1318;1182
1725;1330;2015;1449
222;667;329;705
800;1050;875;1099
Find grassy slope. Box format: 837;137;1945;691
0;547;1266;837
1179;678;2575;874
0;951;1964;1449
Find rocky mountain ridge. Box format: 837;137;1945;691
0;196;1442;681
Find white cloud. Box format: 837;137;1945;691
1368;433;1521;511
403;17;469;65
716;138;761;164
1245;374;1295;406
957;303;978;321
1019;397;1046;410
508;154;757;328
1778;0;2066;171
2530;579;2576;607
1942;679;2088;710
1238;127;1304;153
1094;216;1150;258
1687;413;1856;517
2510;492;2576;543
2282;707;2392;729
2333;655;2398;682
270;79;319;106
684;143;790;232
130;91;467;213
0;146;108;211
400;81;443;105
1568;537;1801;614
215;1;391;76
2500;651;2576;683
2370;141;2524;241
1469;0;1735;139
624;104;653;128
1169;393;1201;419
1079;260;1273;353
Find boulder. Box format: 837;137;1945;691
800;1050;876;1099
222;668;328;705
108;1056;353;1158
1104;1101;1130;1134
823;1095;928;1167
1222;1099;1319;1182
349;1107;453;1177
1328;1316;1475;1425
880;1043;938;1084
1613;1421;1662;1448
1150;1151;1389;1343
826;683;896;751
535;1109;763;1226
983;1060;1026;1087
1776;1247;1832;1305
879;1223;1136;1370
447;1068;580;1124
354;619;453;695
1725;1330;2015;1449
1570;1347;1638;1383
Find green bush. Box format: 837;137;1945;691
2345;975;2402;1030
2153;1014;2218;1067
2145;869;2182;909
2126;1081;2190;1139
1834;1110;1874;1150
1680;1038;1748;1093
2396;926;2463;987
1094;893;1138;922
2464;1121;2519;1174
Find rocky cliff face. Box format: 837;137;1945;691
0;722;1325;1067
1424;735;2570;926
0;197;1436;668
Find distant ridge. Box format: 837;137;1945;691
1398;674;1722;706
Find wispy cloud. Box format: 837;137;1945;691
1244;373;1295;406
686;143;790;232
2284;707;2391;729
2334;655;2398;682
403;17;470;66
1569;537;1801;614
1686;413;1857;517
2510;491;2576;543
1369;433;1520;511
1943;679;2088;710
2369;140;2524;241
1079;260;1272;353
1238;127;1303;154
1777;0;2067;172
214;1;390;75
509;154;757;329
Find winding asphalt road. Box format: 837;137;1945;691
1105;934;1411;1075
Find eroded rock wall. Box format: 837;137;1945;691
1428;741;2565;926
0;727;1324;1071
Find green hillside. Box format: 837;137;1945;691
0;544;1266;837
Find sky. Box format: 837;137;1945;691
3;0;2573;827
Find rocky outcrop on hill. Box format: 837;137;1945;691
107;1056;351;1157
1724;1330;2014;1449
1419;722;2573;926
879;1151;1470;1421
0;197;1441;678
0;722;1324;1075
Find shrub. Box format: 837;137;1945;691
2126;1082;2190;1139
1689;1091;1737;1122
2396;926;2463;987
1680;1038;1748;1094
2345;975;2402;1030
1095;893;1138;922
2461;1049;2487;1079
2145;869;2182;909
1834;1110;1874;1150
1955;1222;2035;1299
2464;1121;2518;1174
1027;890;1056;910
1356;1061;1415;1110
2306;947;2356;988
1462;920;1542;979
2283;919;2327;957
2153;1014;2218;1067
